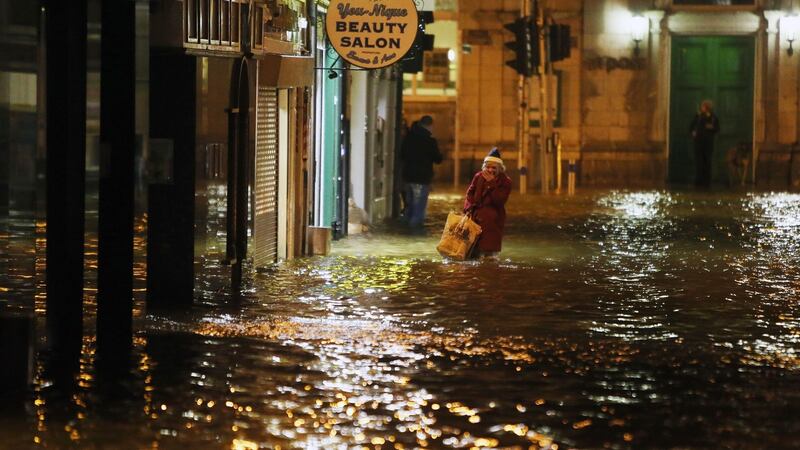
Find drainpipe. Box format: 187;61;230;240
339;72;350;238
393;66;404;219
454;16;461;188
307;0;318;227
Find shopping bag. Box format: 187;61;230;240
436;212;482;260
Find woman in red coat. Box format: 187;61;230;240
463;148;512;257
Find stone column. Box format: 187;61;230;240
758;11;782;180
97;0;136;365
147;53;196;309
648;11;667;145
0;312;34;402
776;13;798;145
44;0;86;366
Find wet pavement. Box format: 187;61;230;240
2;186;800;449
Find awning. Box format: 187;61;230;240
258;54;315;88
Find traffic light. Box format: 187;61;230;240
401;11;435;73
549;24;571;63
504;17;538;77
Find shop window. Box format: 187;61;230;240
260;0;307;51
185;0;242;46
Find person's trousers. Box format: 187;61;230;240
694;144;713;187
403;183;430;227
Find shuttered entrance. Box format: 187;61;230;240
253;86;279;268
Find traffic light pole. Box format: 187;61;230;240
506;1;562;195
535;0;552;194
517;72;528;195
517;0;530;194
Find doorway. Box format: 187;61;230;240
669;35;754;185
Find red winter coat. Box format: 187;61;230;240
463;171;512;253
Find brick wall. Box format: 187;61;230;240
455;0;800;189
457;0;666;189
403;99;456;182
579;0;666;187
458;1;521;164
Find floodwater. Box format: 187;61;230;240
2;187;800;449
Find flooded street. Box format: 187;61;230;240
3;188;800;449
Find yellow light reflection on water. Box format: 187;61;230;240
231;438;258;450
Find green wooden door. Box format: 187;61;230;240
669;36;754;185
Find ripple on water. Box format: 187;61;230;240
4;188;800;448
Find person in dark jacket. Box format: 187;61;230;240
463;147;512;257
690;100;720;188
401;115;443;228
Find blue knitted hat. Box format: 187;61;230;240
484;147;503;166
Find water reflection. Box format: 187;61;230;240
3;188;800;448
591;192;676;343
736;193;800;369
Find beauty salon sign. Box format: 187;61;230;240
325;0;419;69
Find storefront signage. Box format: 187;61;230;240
423;48;449;85
584;56;646;71
325;0;419;69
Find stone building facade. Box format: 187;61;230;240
457;0;800;189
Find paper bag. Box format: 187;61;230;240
436;212;482;260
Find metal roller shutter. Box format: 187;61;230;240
253;86;279;268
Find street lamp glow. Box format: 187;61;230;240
630;15;649;43
781;15;800;56
629;14;649;57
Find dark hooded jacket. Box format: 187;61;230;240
690;111;720;147
401;123;443;184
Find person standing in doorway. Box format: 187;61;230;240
463;148;512;258
690;100;720;188
401;115;443;230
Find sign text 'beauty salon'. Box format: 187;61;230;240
326;0;419;69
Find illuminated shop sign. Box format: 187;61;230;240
325;0;419;69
